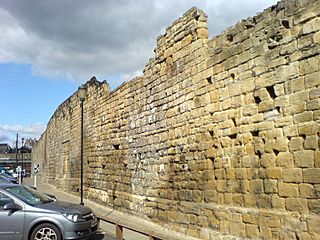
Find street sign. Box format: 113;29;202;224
34;163;40;174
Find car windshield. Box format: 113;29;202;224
5;185;53;206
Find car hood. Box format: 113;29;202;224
36;200;92;215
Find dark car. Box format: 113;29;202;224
0;173;18;184
0;183;98;240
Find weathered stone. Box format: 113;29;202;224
285;198;309;213
303;169;320;183
294;150;314;168
31;1;320;239
283;168;302;183
278;182;299;197
299;183;315;198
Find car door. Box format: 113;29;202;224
0;191;24;240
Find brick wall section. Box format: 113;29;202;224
32;1;320;239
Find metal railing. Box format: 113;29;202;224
97;214;175;240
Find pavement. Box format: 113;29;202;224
22;177;149;240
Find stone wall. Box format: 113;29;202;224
32;0;320;239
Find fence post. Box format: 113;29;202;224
116;224;123;240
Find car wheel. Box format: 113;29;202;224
30;223;62;240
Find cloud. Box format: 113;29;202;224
0;0;278;85
0;124;46;145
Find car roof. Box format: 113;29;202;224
0;183;18;189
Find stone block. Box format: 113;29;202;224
294;112;314;124
315;151;320;168
245;224;259;239
244;194;257;208
285;198;309;213
276;152;294;168
235;168;247;180
298;122;320;135
271;195;285;209
308;199;320;216
259;226;272;239
265;167;282;179
283;168;303;183
302;17;320;33
279;182;299;197
307;215;320;235
264;179;278;193
310;87;320;100
283;125;298;137
289;90;309;104
306;99;320;111
299;184;315;198
294;150;314;168
303;169;320;183
261;153;276;167
304;135;319;149
230;222;245;237
288;102;306;115
305;72;320;88
249;179;264;194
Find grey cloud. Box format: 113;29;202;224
0;124;45;144
0;0;278;86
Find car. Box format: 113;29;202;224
0;183;98;240
3;169;18;178
0;173;18;184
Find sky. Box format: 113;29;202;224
0;0;279;146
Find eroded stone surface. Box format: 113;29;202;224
32;1;320;239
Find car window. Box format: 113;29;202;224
0;192;13;210
5;185;53;206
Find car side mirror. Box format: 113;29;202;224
44;193;57;201
3;202;22;211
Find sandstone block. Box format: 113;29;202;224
294;112;314;124
245;224;259;239
303;169;320;183
315;109;320;121
279;182;299;197
264;179;278;193
306;99;320;111
259;226;272;239
289;137;304;152
294;150;314;168
235;168;247;180
285;198;309;213
289;91;309;104
298;122;320;135
244;194;257;208
265;167;282;179
304;135;319;149
230;222;245;237
197;28;208;39
307;216;320;235
271;195;285;209
299;184;315;198
283;125;298;137
261;153;276;167
276;152;294;167
315;150;320;168
249;179;264;194
289;102;306;115
283;168;303;183
305;72;320;88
